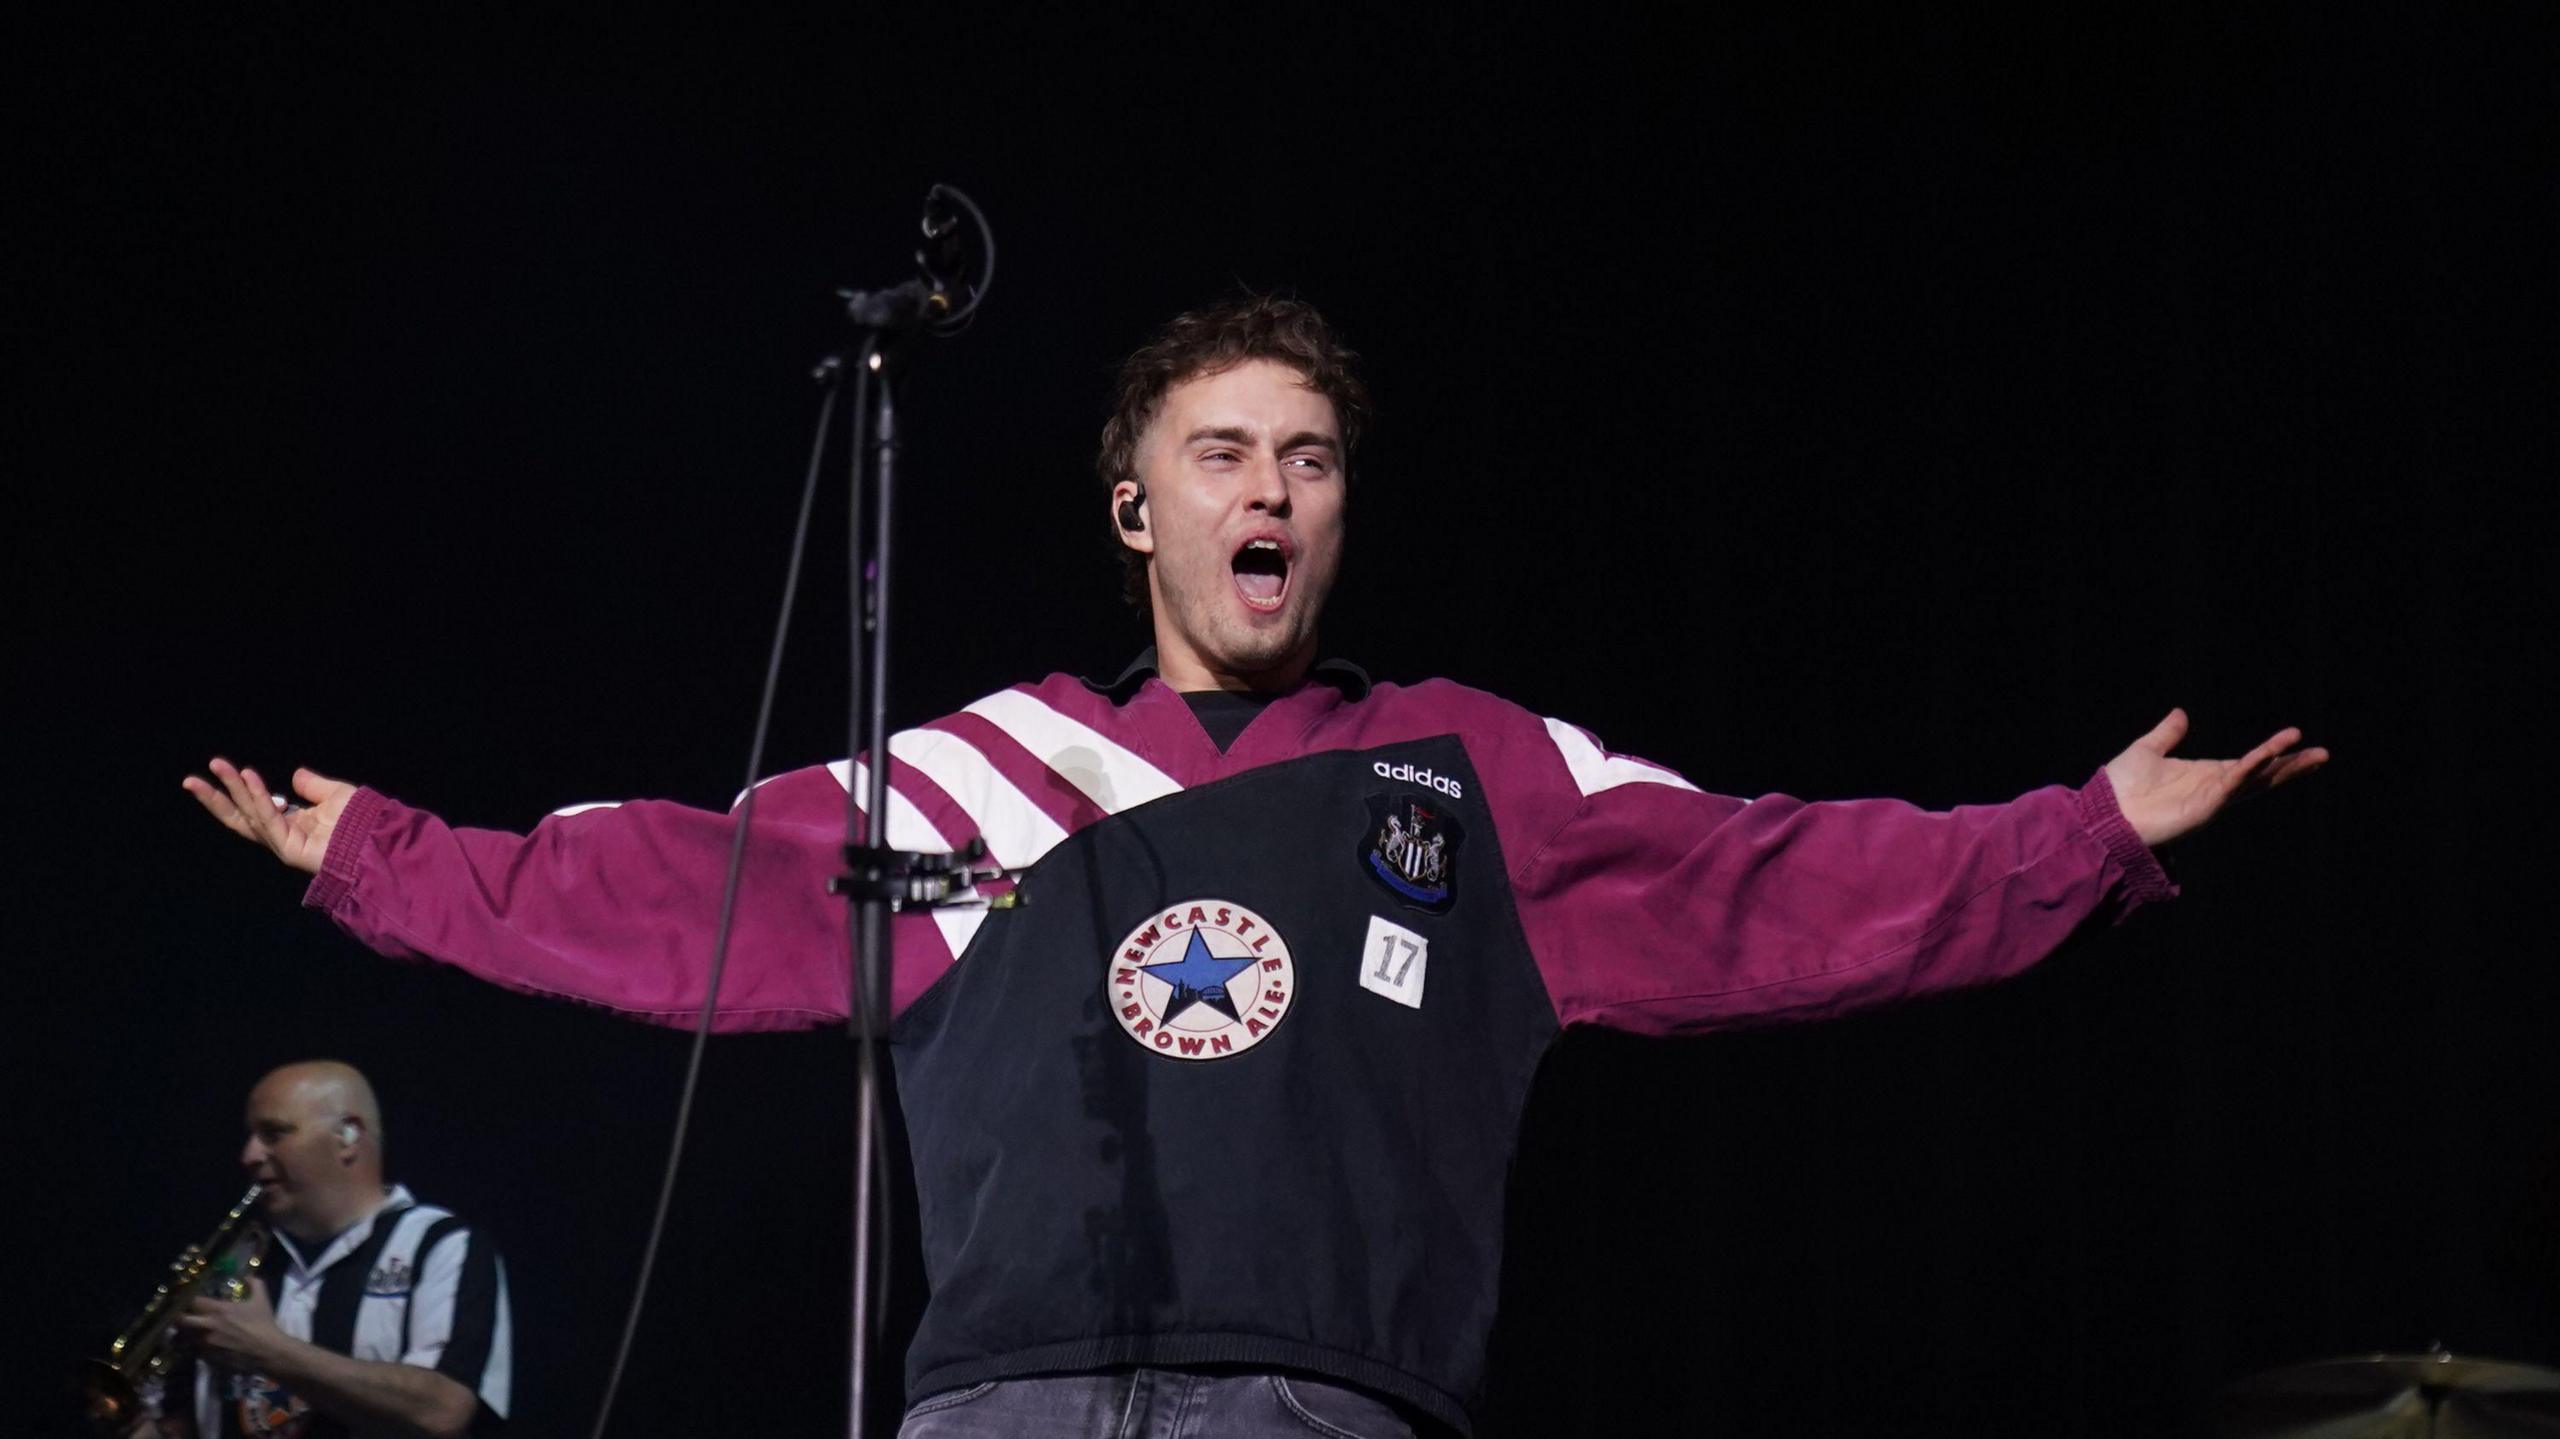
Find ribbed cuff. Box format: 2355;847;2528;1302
302;785;390;913
2077;768;2178;907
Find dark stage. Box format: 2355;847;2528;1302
15;6;2555;1435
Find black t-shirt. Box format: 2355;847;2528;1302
1180;689;1278;752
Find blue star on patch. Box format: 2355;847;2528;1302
1142;928;1255;1025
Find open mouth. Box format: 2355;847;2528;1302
1231;537;1291;612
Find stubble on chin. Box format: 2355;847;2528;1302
1225;626;1306;676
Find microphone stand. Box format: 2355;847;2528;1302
821;185;1002;1439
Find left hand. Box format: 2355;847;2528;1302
2105;709;2329;848
175;1275;285;1371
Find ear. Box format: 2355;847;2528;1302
336;1119;362;1161
1110;480;1154;556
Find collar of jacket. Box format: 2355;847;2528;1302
1083;647;1372;703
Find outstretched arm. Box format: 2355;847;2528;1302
1508;708;2326;1035
180;753;976;1029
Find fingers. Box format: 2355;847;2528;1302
2138;708;2190;756
2221;728;2330;801
2228;727;2304;789
221;761;284;851
184;759;274;845
180;771;256;840
184;759;298;852
239;765;280;823
2259;745;2331;790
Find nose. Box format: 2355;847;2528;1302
241;1135;266;1170
1244;452;1291;516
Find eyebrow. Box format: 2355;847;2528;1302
1181;426;1340;454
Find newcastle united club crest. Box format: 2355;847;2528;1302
1361;793;1463;914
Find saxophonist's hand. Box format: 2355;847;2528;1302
176;1276;286;1371
183;761;356;876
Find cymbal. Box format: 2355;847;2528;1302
2216;1352;2560;1439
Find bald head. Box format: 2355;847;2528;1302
243;1060;389;1241
252;1060;382;1140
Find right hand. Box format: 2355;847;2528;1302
183;759;356;875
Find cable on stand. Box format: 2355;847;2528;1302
825;183;1005;1439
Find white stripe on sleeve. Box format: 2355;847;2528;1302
876;730;1068;868
830;753;991;962
831;736;1062;962
1542;716;1704;797
824;755;963;854
961;688;1184;814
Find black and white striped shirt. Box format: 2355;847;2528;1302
186;1184;513;1437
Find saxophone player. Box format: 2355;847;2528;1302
133;1062;511;1438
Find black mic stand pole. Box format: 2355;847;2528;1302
825;185;1001;1439
846;326;895;1439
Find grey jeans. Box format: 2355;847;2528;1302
896;1369;1421;1439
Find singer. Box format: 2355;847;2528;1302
185;294;2323;1437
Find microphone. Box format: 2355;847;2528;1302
915;183;994;336
841;184;996;336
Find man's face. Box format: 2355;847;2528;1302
239;1075;346;1228
1121;358;1346;687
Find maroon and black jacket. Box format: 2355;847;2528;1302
307;657;2173;1430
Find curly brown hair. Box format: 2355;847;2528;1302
1100;294;1371;614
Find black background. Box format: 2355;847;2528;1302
15;5;2555;1435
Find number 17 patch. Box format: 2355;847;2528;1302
1360;914;1429;1009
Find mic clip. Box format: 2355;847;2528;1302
831;836;1024;911
838;280;939;333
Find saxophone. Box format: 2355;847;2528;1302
84;1184;270;1429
